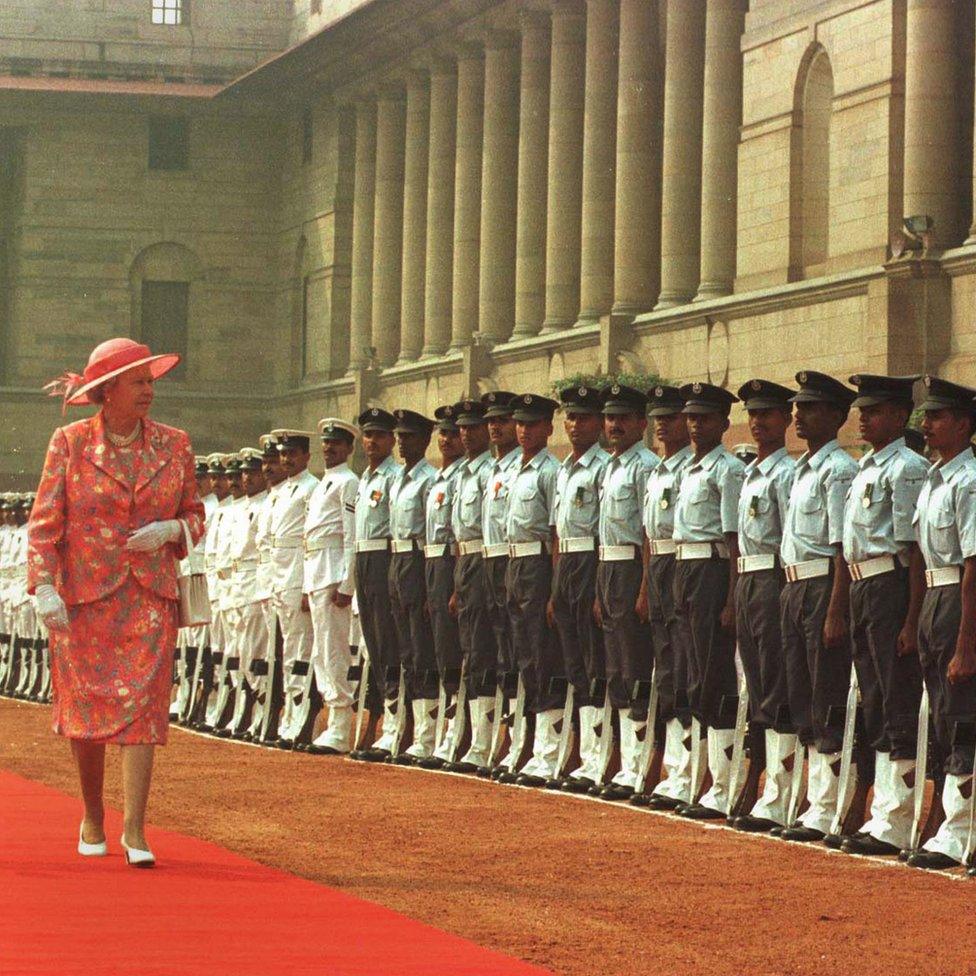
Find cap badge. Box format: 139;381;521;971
611;384;620;395
523;394;532;404
851;375;862;385
798;371;808;384
578;386;587;397
751;380;761;391
655;386;663;397
488;393;497;402
370;408;378;417
692;382;702;394
924;376;932;388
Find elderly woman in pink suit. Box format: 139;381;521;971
29;338;205;868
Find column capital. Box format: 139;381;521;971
374;81;406;101
421;53;457;77
452;39;485;62
549;0;585;18
400;67;430;90
518;5;551;31
483;28;519;51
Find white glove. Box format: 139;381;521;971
35;583;69;632
125;519;182;553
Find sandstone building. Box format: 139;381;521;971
1;0;974;483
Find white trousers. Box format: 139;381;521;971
308;585;354;708
274;591;314;696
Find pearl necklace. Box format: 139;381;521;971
106;420;142;448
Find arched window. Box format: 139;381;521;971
790;46;833;279
129;242;201;380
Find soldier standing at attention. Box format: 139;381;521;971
549;385;610;792
596;384;659;801
728;380;797;832
350;408;402;762
839;375;927;857
634;385;693;809
672;383;745;820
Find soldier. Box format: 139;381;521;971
777;371;857;843
268;429;319;748
595;385;659;801
672;382;745;819
635;385;693;809
550;385;610;793
388;408;438;763
423;404;467;768
908;377;976;869
303;418;359;755
839;375;927;857
0;495;17;690
496;394;562;787
219;448;268;738
728;380;797;832
443;399;495;775
350;407;402;762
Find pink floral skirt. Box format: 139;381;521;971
51;575;178;745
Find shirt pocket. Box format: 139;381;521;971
851;481;883;527
607;482;637;522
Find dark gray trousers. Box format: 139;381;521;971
389;549;439;699
455;552;496;696
425;553;462;694
597;556;653;718
918;585;976;775
850;568;922;759
647;553;688;724
552;550;603;706
735;568;789;730
485;554;513;673
355;549;399;703
506;553;564;713
672;557;737;729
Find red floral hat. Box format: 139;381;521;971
44;337;180;411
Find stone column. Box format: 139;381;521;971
513;9;551;338
904;0;962;250
348;98;376;371
398;70;429;364
422;60;457;358
577;0;619;326
542;0;586;332
695;0;744;300
451;44;485;349
654;0;706;309
370;85;406;367
479;32;520;344
613;0;662;316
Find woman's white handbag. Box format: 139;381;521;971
176;520;211;628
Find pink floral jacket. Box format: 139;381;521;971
27;413;205;606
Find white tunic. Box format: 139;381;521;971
303;462;358;597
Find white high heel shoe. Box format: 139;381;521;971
77;822;107;857
120;834;156;868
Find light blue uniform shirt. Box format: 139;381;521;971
672;445;744;544
554;442;610;541
599;441;659;547
354;454;402;541
737;447;796;557
643;445;692;541
504;448;560;544
842;437;927;563
389;458;437;541
451;450;492;543
915;450;976;569
482;446;522;546
425;456;466;545
780;440;856;565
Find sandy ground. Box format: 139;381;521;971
3;697;975;976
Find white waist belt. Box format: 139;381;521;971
258;552;272;564
233;558;259;572
457;539;484;556
559;537;595;554
649;539;677;556
737;554;777;574
599;544;640;562
424;543;450;559
391;539;421;554
272;539;301;549
784;558;831;583
849;555;898;581
925;566;961;588
304;539;342;555
355;539;390;553
676;542;729;561
510;541;547;558
483;543;509;559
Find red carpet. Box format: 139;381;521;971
0;770;552;976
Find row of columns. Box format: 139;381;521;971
346;0;749;370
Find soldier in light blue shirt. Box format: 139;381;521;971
671;382;745;820
840;374;927;858
549;384;610;792
727;380;797;834
909;376;976;870
595;384;659;801
388;408;439;763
